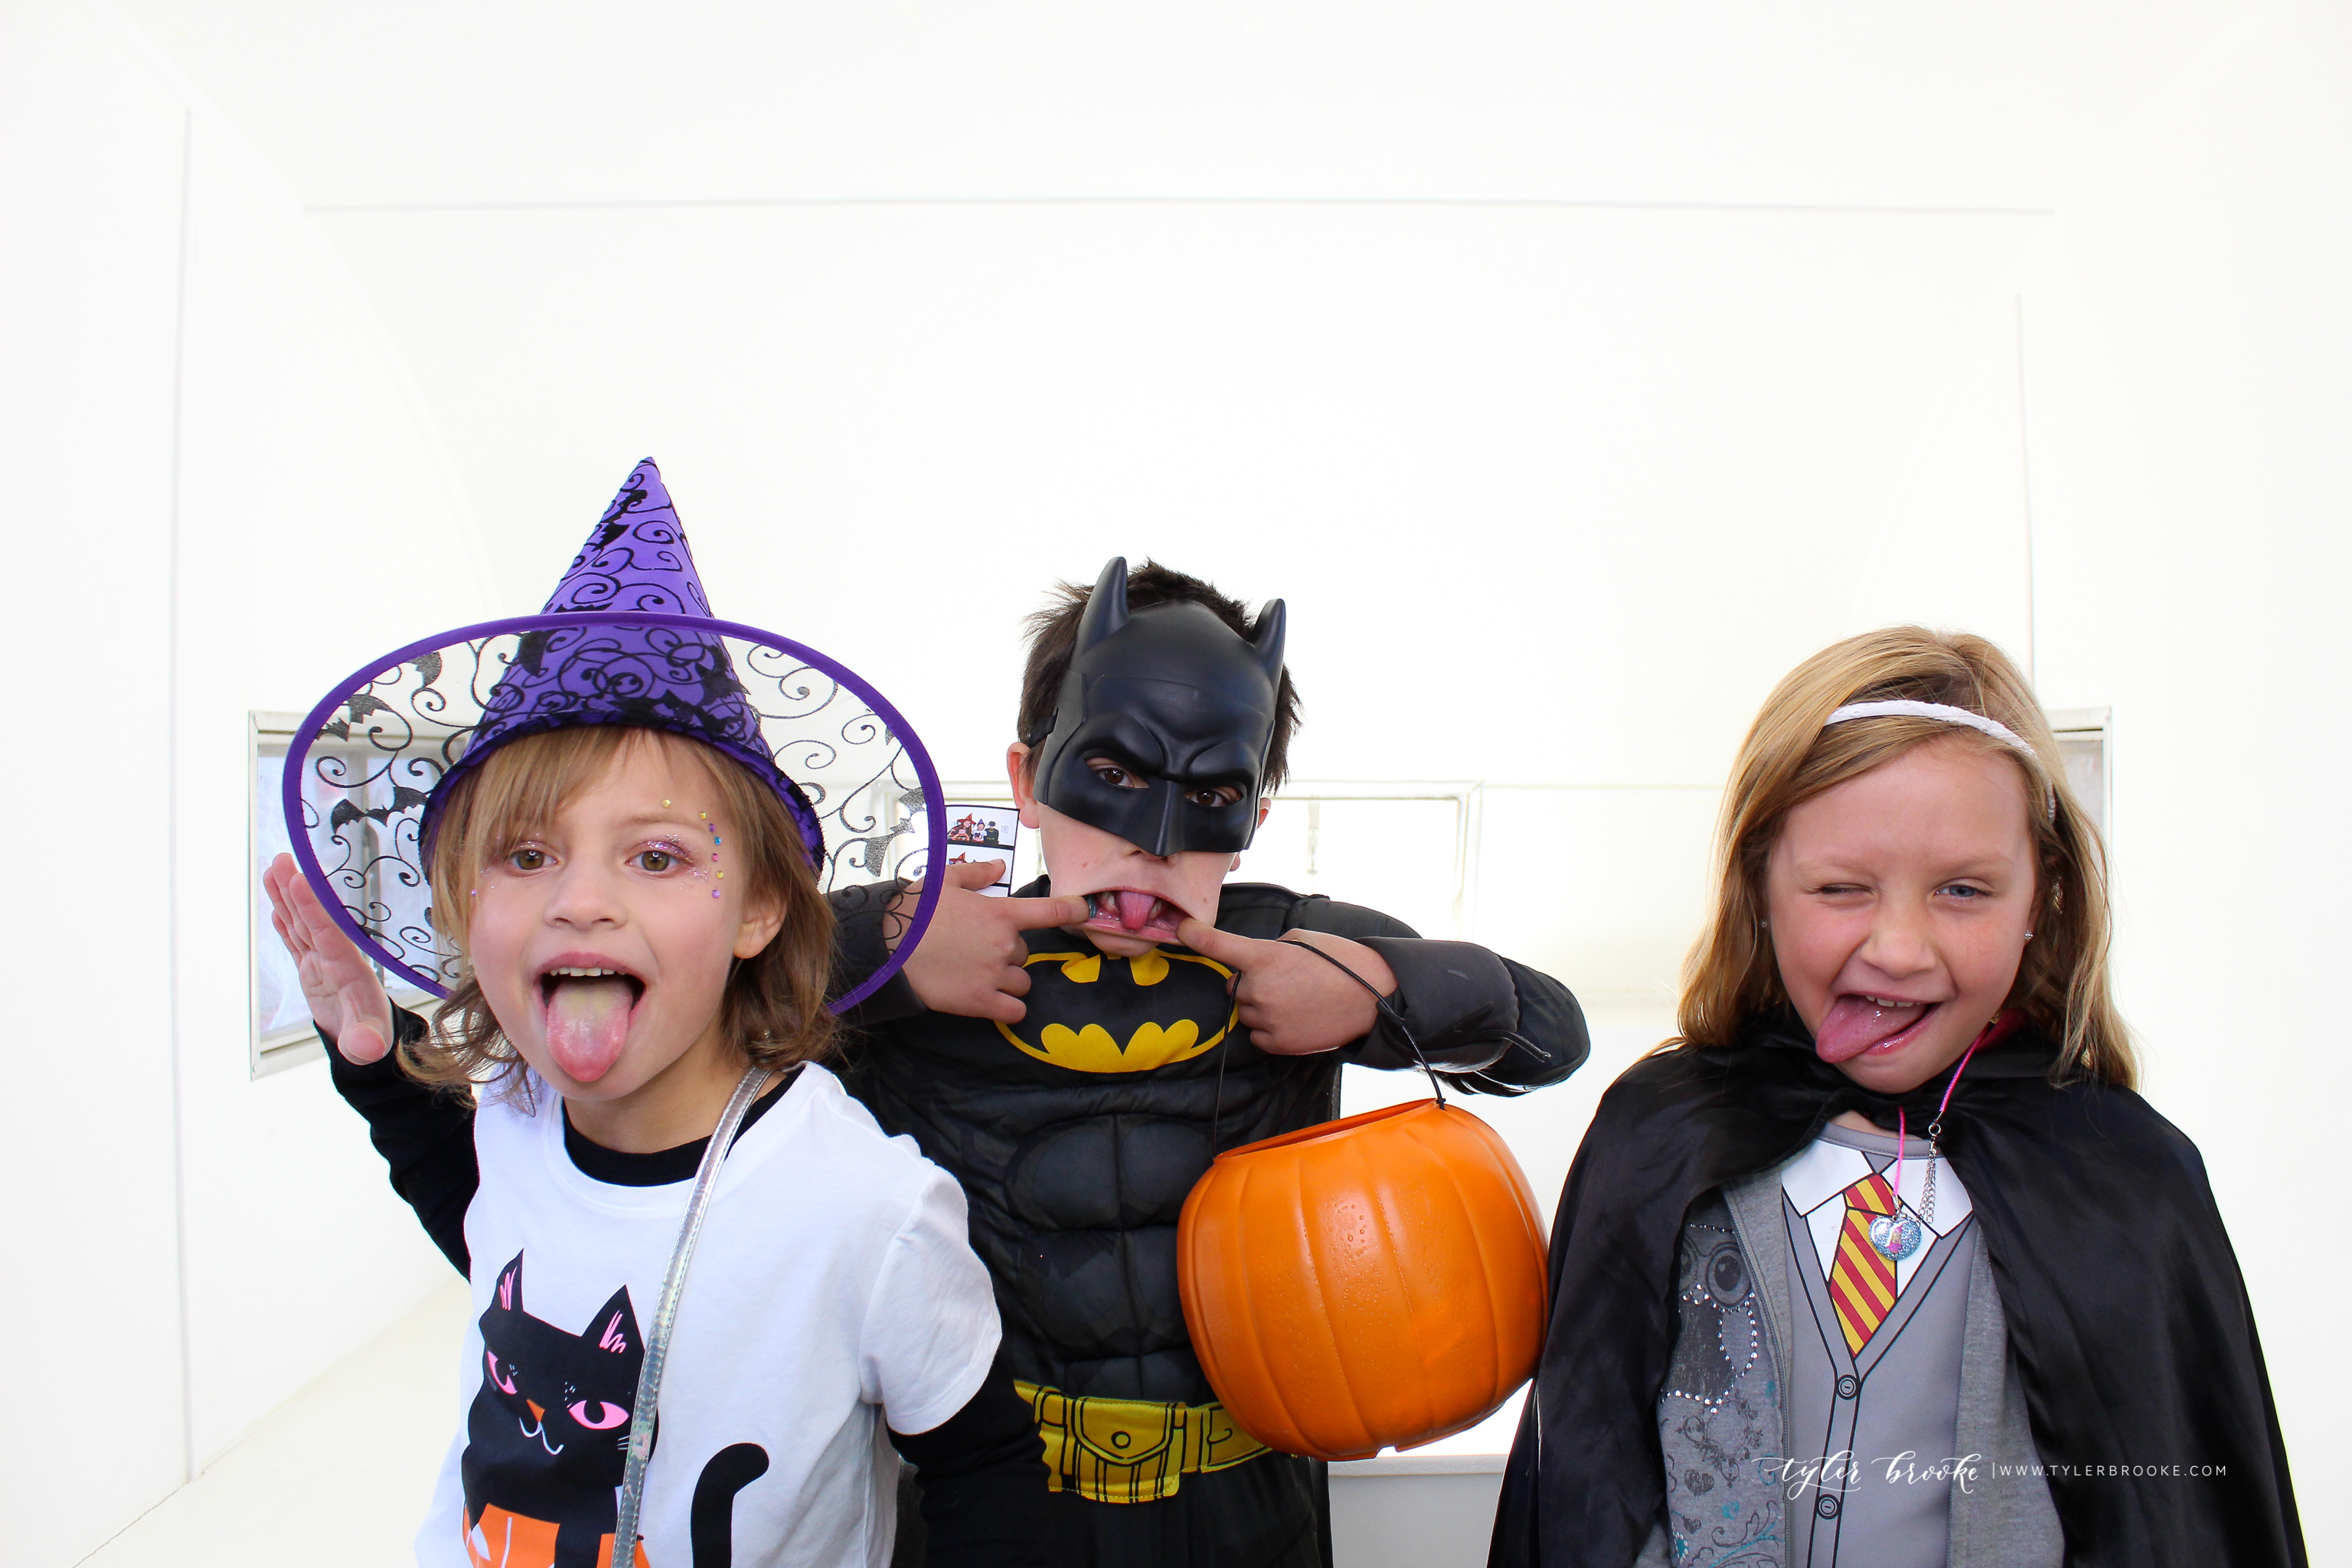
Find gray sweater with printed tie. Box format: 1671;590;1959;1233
1637;1129;2064;1568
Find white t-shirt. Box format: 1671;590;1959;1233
419;1063;1000;1568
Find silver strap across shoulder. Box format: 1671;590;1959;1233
611;1063;772;1558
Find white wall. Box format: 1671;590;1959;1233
1853;2;2348;1554
0;5;487;1559
98;6;2259;1055
0;5;188;1547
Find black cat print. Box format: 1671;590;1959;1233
459;1253;766;1568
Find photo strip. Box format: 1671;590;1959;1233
942;803;1021;894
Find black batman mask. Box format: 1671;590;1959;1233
1030;558;1285;856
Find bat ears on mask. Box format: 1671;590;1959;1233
1079;557;1286;684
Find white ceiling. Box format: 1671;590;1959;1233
116;2;2242;210
104;1;2255;784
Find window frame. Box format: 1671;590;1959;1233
251;710;321;1075
933;776;1483;939
2044;705;2112;839
249;710;438;1078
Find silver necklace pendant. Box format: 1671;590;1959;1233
1869;1211;1924;1261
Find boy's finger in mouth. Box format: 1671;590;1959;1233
1083;890;1188;945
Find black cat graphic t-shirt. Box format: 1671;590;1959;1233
423;1063;999;1567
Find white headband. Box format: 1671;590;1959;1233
1822;699;2036;756
1824;699;2056;819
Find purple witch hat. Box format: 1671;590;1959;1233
284;459;946;1012
421;463;824;856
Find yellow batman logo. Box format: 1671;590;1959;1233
995;949;1238;1073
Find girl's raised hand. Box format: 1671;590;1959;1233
262;852;395;1064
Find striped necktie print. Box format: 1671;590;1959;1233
1826;1171;1901;1354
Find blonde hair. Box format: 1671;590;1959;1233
407;724;837;1094
1675;626;2133;1087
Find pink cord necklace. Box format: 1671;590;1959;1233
1869;1024;1992;1263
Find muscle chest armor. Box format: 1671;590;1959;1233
841;929;1344;1406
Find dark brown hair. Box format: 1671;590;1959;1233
1674;626;2132;1086
1015;560;1302;789
409;724;837;1096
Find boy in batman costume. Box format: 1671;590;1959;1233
831;558;1590;1567
314;557;1590;1568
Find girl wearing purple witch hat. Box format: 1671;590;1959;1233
266;461;1052;1567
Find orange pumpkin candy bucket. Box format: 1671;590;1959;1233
1175;1096;1550;1462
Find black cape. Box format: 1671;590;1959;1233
1488;1011;2304;1568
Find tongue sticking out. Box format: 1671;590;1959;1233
1814;995;1932;1063
545;977;634;1082
1112;890;1163;932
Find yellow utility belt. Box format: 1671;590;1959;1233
1015;1380;1270;1504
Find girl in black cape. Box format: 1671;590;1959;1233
1489;627;2302;1568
